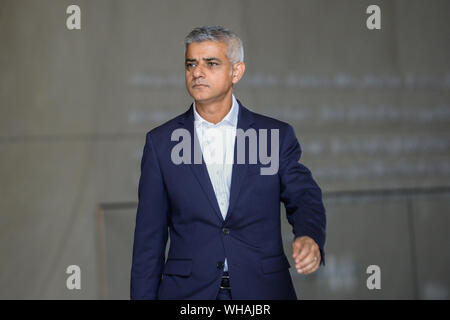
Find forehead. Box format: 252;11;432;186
185;41;228;60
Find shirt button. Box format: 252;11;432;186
222;228;230;235
217;261;224;269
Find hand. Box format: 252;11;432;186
292;236;321;275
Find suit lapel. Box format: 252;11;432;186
179;105;224;223
178;100;255;224
225;100;255;222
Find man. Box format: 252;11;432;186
131;26;326;300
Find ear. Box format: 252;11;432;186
231;62;246;84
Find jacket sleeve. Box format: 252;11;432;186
279;124;326;266
130;132;169;299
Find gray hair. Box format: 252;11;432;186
185;26;244;64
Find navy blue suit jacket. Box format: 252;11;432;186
130;99;326;300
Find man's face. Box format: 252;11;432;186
185;41;235;103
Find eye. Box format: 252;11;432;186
208;62;218;67
186;63;195;68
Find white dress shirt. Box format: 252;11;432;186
193;94;239;272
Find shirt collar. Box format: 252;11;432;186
193;94;239;127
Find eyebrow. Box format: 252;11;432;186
185;57;223;63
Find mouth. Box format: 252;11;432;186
192;84;209;88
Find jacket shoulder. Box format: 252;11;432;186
145;108;189;142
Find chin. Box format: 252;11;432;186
190;91;213;102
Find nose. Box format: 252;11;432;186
192;65;205;79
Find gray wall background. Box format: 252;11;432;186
0;0;449;299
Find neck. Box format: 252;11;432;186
195;90;233;124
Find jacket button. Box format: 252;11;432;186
222;228;230;235
217;261;224;269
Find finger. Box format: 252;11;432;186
299;255;319;272
302;261;320;275
292;240;304;259
297;253;317;270
301;253;321;274
295;246;311;264
295;259;317;274
296;252;316;273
